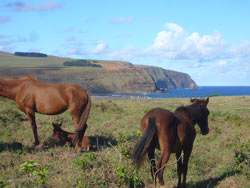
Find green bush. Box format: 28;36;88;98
73;152;97;169
63;60;102;68
14;52;47;57
20;160;49;185
234;141;250;179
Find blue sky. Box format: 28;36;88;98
0;0;250;86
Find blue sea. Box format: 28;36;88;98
148;86;250;98
104;86;250;98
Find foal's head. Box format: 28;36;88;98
52;122;91;151
52;122;72;144
190;98;210;135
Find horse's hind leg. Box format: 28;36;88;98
176;152;183;188
157;150;171;187
71;111;88;148
26;112;39;146
148;141;157;181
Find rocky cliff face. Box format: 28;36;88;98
143;66;197;90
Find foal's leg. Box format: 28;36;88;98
176;152;183;188
26;111;39;146
182;147;193;188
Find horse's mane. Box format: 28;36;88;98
4;75;36;81
175;104;203;122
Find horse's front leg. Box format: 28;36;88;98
26;112;39;146
182;146;193;188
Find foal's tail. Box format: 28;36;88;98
74;91;91;146
132;117;157;169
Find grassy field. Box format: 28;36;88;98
0;96;249;188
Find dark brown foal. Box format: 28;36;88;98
52;122;91;151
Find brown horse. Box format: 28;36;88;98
132;98;210;188
0;76;91;151
52;122;91;151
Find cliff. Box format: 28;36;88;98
143;66;197;90
0;51;197;94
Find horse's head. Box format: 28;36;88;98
190;98;210;135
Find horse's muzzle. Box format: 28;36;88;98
201;128;209;135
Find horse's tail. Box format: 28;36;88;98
74;91;91;147
132;117;157;169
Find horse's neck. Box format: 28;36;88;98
175;110;195;127
0;79;25;100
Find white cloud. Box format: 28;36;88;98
216;60;228;67
164;23;184;34
106;46;140;61
68;48;84;55
145;23;226;60
92;40;109;54
230;40;250;58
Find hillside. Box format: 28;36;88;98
0;51;197;94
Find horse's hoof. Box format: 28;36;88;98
34;145;42;151
159;185;165;188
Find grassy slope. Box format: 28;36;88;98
0;52;156;94
0;96;249;188
0;51;132;68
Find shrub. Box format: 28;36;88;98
234;141;250;179
20;160;49;185
73;152;97;169
14;52;47;57
63;60;102;68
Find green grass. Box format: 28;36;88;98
0;96;249;187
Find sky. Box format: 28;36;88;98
0;0;250;86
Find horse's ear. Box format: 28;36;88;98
205;97;209;105
58;122;62;127
52;122;62;129
190;98;194;103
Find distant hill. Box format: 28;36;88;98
0;51;197;94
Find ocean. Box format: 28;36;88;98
148;86;250;98
103;86;250;98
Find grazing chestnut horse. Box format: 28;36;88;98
132;98;210;188
0;76;91;151
52;122;91;151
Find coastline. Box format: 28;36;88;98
92;86;250;99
